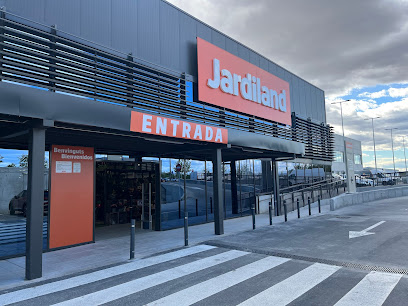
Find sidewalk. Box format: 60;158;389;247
0;202;331;291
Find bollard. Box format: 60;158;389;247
284;203;287;222
268;201;273;225
308;197;311;216
178;200;181;219
297;198;300;218
257;197;260;215
302;191;305;207
210;197;213;213
196;199;198;216
130;219;135;259
252;204;256;230
318;195;321;213
184;209;188;246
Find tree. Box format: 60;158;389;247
174;159;191;174
18;154;49;168
0;155;3;163
7;163;16;167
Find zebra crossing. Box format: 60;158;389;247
0;244;406;306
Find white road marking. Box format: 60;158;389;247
334;271;401;306
238;263;341;306
0;245;216;305
349;221;385;239
147;256;290;306
53;250;248;306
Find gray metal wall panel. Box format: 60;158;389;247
290;75;298;116
249;50;259;66
137;0;160;64
5;0;45;23
299;80;307;118
159;2;180;70
259;56;269;72
268;61;278;77
2;0;327;124
111;0;138;55
44;0;81;36
80;0;112;48
196;22;211;42
320;90;327;123
179;13;197;76
225;37;239;57
306;85;313;119
237;44;250;62
211;30;226;50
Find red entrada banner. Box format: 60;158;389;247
197;37;291;126
130;111;228;144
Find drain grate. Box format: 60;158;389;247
204;241;408;275
334;216;352;219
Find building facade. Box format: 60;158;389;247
0;0;333;279
332;134;363;176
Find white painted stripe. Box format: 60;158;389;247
0;245;215;305
52;250;248;306
334;271;402;306
238;263;341;306
147;256;290;306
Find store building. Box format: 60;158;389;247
332;134;363;176
0;0;333;279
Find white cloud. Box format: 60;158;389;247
388;86;408;97
358;89;388;98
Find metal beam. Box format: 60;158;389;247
26;127;45;280
212;148;224;235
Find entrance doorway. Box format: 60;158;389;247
95;160;158;230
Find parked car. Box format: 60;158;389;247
9;190;49;217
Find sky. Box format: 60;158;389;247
165;0;408;171
2;1;408;172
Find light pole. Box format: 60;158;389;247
364;117;380;185
403;136;407;172
385;128;398;177
331;99;351;191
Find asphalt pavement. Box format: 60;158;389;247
1;195;408;305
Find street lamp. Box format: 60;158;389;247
402;136;407;172
364;117;380;184
385;128;398;177
331;99;351;191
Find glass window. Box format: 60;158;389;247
354;154;362;165
335;151;344;162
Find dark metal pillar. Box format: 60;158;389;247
154;163;161;231
212;148;224;235
26;127;45;280
230;160;238;214
272;159;280;216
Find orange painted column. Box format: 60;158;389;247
49;145;94;249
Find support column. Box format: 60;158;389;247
26;127;45;280
230;160;238;214
272;159;280;216
212;148;224;235
154;162;161;231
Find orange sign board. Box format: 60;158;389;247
49;145;94;249
130;111;228;144
197;37;291;125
